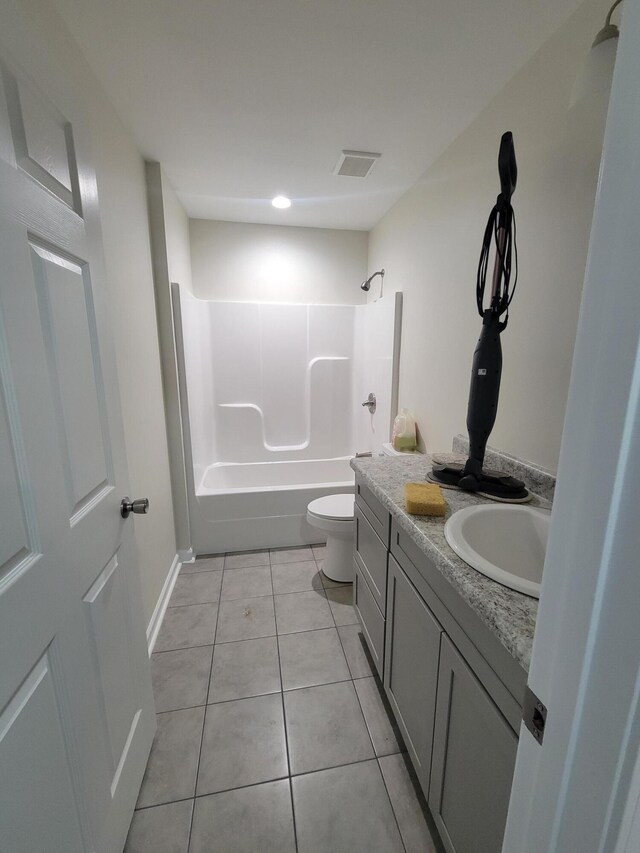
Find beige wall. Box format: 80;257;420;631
190;219;368;304
28;0;178;626
163;179;194;293
368;0;607;473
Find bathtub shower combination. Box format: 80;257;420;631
173;286;402;554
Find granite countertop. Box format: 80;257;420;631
351;454;541;672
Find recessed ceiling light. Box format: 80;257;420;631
272;195;291;209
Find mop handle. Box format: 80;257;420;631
490;132;517;309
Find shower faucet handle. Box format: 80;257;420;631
362;393;377;414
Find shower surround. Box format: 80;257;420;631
173;286;401;553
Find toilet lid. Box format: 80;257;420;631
308;494;355;520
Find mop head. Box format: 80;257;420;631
428;456;531;503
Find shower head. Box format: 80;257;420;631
361;269;385;295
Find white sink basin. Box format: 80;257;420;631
444;504;551;598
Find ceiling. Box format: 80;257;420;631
52;0;584;230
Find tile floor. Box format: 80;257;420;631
125;544;441;853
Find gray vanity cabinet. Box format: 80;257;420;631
352;473;524;853
428;635;518;853
383;555;442;793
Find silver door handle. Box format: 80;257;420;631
361;393;376;414
121;497;149;518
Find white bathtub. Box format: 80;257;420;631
198;457;354;495
190;457;355;554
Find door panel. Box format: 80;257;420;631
384;555;441;794
83;550;140;781
0;378;34;574
2;61;81;212
0;26;155;853
429;636;517;853
0;651;85;853
31;242;113;519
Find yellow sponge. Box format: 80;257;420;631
404;482;447;517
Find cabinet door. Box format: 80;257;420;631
429;635;518;853
384;555;442;793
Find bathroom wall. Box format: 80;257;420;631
368;0;608;473
22;0;178;626
163;175;194;293
190;219;368;305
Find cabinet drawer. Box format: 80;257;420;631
355;476;390;546
354;504;387;613
354;565;385;678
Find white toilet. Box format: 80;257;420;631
307;493;355;583
307;445;422;582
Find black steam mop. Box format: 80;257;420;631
429;131;530;502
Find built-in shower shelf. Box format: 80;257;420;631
219;356;350;452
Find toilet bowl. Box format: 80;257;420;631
306;493;355;583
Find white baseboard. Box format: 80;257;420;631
146;553;182;656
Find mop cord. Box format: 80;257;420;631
476;199;518;325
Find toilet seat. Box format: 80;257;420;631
307;494;354;521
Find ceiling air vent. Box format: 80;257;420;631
334;150;381;178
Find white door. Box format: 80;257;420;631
0;25;155;853
503;0;640;850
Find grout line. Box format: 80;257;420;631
338;636;371;681
186;591;221;852
163;600;220;612
150;644;213;658
136;752;396;812
167;598;220;609
376;755;410;853
155;701;207;715
136;754;395;813
156;674;390;714
283;754;382;781
133;794;195;812
218;592;274;603
135;750;398;815
214;621;343;647
207;686;282;707
214;631;276;645
282;676;355;695
270;561;300;853
153;639;218;654
351;675;379;759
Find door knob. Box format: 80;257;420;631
120;497;149;519
362;392;376;414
